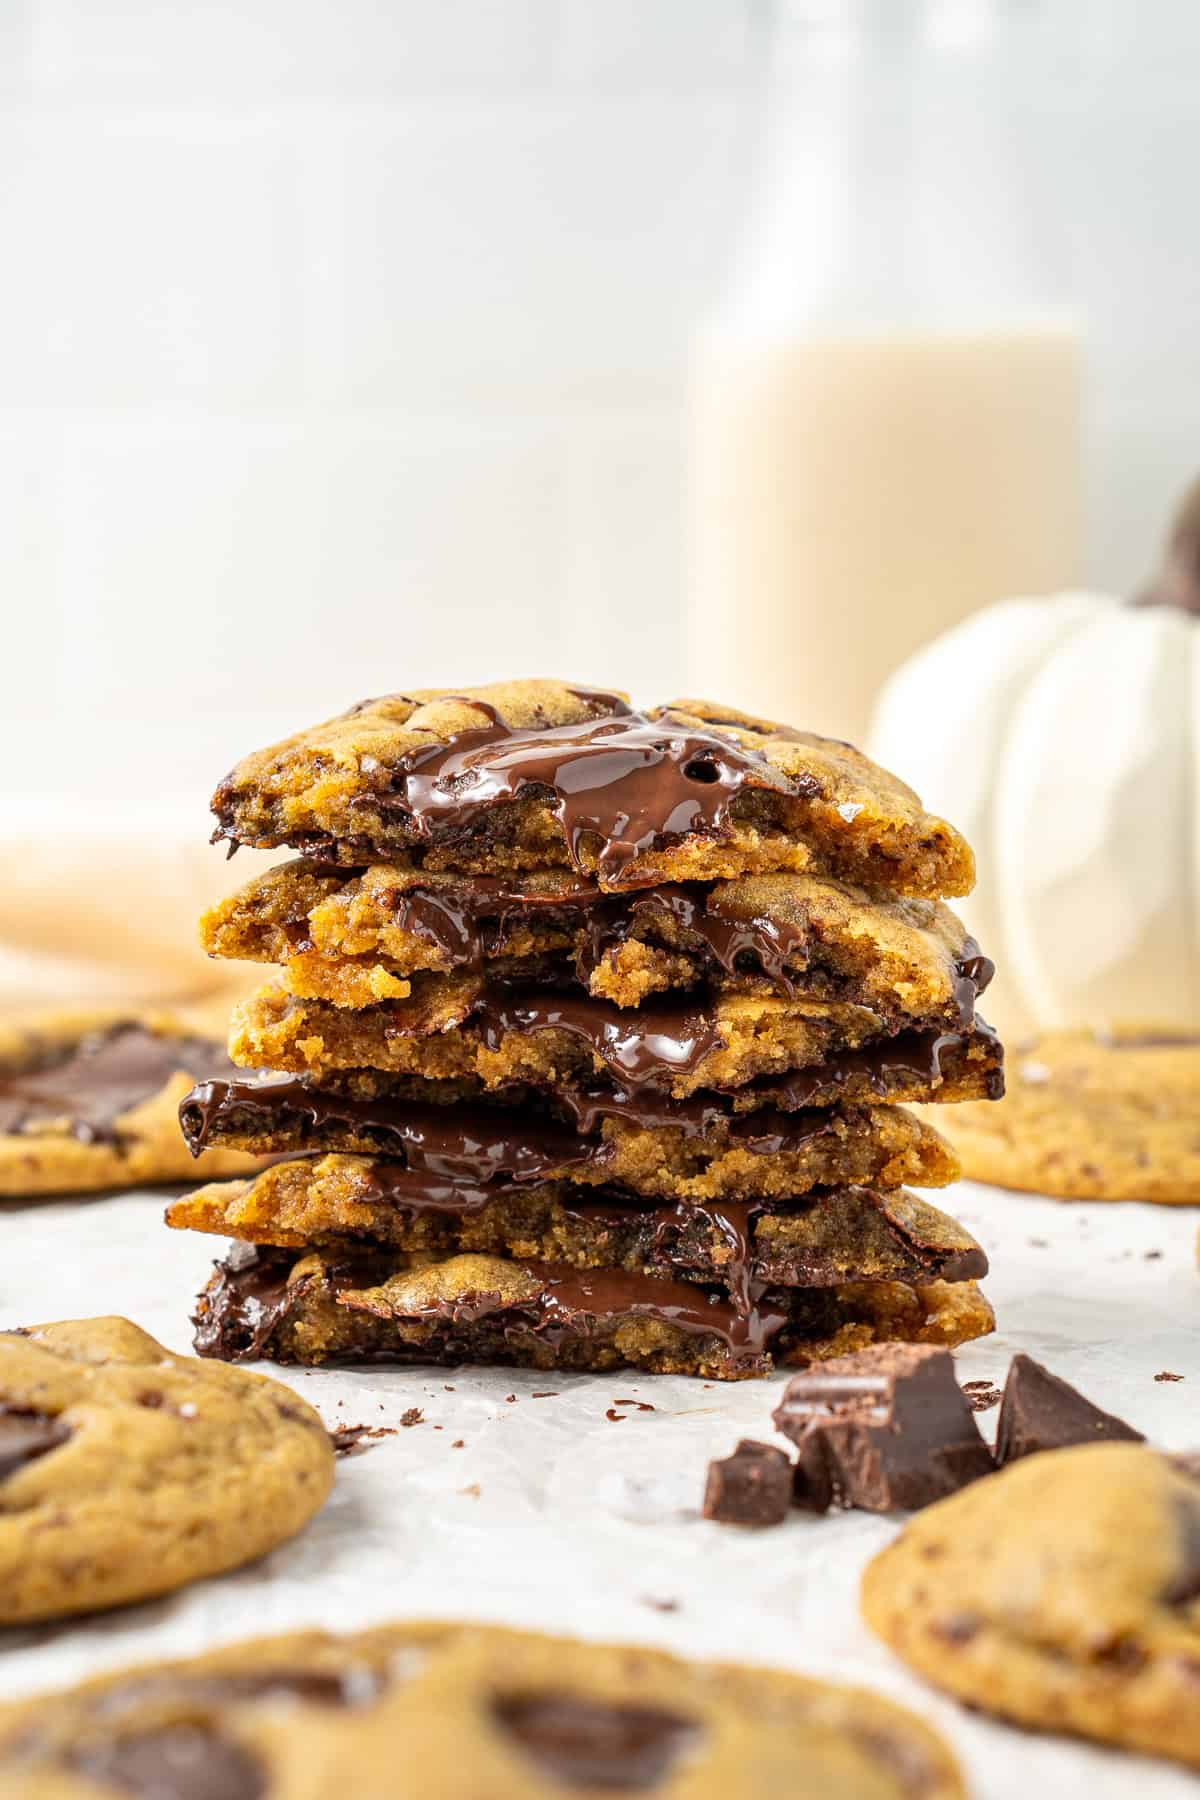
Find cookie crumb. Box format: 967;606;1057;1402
451;1439;465;1449
640;1597;680;1613
1155;1371;1185;1383
400;1407;424;1427
1144;1250;1163;1261
459;1483;481;1498
328;1422;398;1456
531;1391;558;1399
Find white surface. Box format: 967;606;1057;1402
3;1177;1198;1797
5;1;1200;803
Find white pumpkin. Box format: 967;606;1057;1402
869;591;1200;1039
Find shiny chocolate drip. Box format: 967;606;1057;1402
467;985;725;1089
192;1244;308;1362
492;1693;701;1790
180;1073;610;1179
0;1023;229;1145
766;1020;1004;1111
0;1407;71;1481
372;701;809;884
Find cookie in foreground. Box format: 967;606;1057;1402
0;1619;967;1799
861;1443;1200;1769
210;680;975;897
0;1012;257;1197
925;1026;1200;1202
192;1242;994;1379
0;1316;333;1622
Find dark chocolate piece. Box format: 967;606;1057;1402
0;1407;70;1480
994;1354;1144;1465
0;1022;229;1146
772;1344;994;1513
69;1726;264;1800
492;1693;701;1790
702;1439;793;1526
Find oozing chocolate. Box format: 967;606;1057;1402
465;985;724;1089
763;1020;1004;1111
0;1023;229;1145
492;1692;701;1789
180;1073;610;1179
294;697;813;884
0;1407;71;1481
195;1245;800;1372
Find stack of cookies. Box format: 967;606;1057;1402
170;682;1003;1380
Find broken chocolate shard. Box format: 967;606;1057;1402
772;1343;994;1513
994;1354;1144;1465
703;1438;793;1526
1;1022;230;1146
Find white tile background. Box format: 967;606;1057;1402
1;0;1199;815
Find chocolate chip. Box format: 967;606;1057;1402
994;1355;1143;1464
773;1344;994;1513
70;1725;265;1800
0;1407;70;1481
492;1693;701;1789
702;1439;792;1526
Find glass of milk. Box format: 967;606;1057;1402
688;0;1082;744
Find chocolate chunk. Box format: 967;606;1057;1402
994;1354;1144;1465
0;1407;70;1480
70;1725;265;1800
492;1693;701;1789
773;1344;994;1513
703;1438;793;1526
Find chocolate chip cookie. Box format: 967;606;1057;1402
0;1316;333;1622
210;681;975;897
861;1443;1200;1768
0;1012;258;1197
0;1619;967;1798
929;1026;1200;1202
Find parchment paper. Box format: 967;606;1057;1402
4;1179;1198;1799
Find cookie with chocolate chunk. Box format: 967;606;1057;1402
210;681;974;898
0;1619;967;1799
181;1076;960;1202
862;1443;1200;1769
929;1026;1200;1202
169;1156;987;1295
192;1242;994;1379
0;1316;332;1622
0;1012;258;1197
203;857;993;1022
226;975;1000;1112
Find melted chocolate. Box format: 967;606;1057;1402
192;1244;308;1362
765;1020;1004;1110
69;1727;264;1800
180;1068;838;1167
0;1023;228;1145
180;1073;609;1179
0;1407;70;1481
465;986;724;1089
369;701;811;884
422;1260;792;1368
492;1693;700;1790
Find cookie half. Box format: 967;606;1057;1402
0;1316;333;1622
210;681;974;897
192;1242;995;1380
